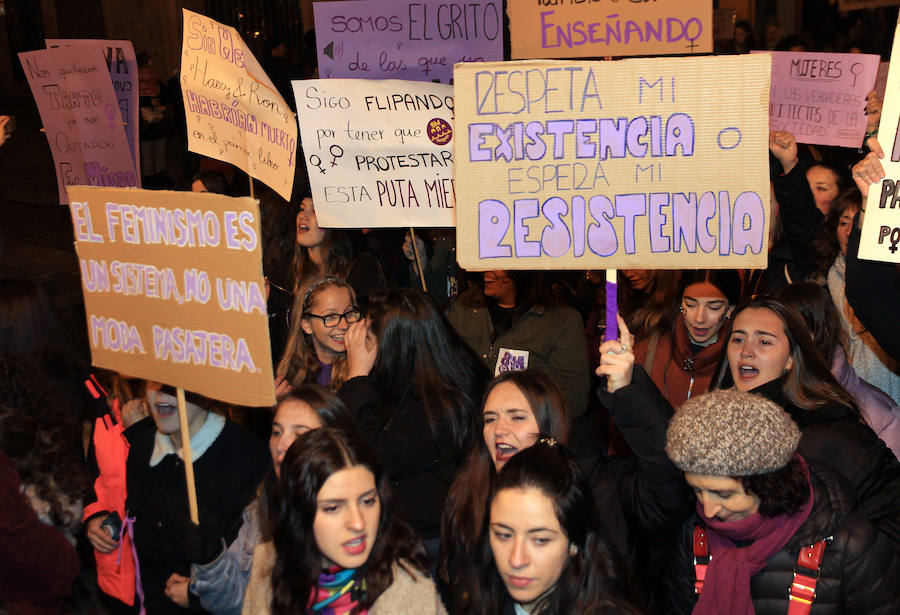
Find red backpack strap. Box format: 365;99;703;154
692;525;710;596
787;537;830;615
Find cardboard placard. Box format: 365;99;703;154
18;47;138;205
66;185;275;407
507;0;713;60
180;9;298;200
293;78;455;228
454;56;771;270
313;0;503;84
762;51;879;148
46;39;141;177
860;22;900;263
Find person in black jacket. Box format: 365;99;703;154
713;296;900;548
442;319;693;614
341;288;489;559
466;440;644;615
125;383;269;614
661;388;900;615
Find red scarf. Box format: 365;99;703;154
692;456;814;615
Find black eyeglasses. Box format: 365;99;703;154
302;308;362;328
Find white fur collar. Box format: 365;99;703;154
149;413;226;467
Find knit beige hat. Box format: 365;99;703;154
665;389;800;476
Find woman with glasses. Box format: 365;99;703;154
276;276;361;398
342;288;490;559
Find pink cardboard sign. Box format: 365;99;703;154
19;46;137;204
46;39;141;180
764;51;880;148
313;0;503;84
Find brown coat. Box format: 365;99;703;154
242;542;448;615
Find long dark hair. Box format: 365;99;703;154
678;269;741;307
777;283;846;368
812;187;861;276
291;196;353;291
261;385;357;540
271;428;427;614
367;288;488;454
469;440;643;615
717;296;860;416
440;371;570;610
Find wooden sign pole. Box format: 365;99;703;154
410;227;428;293
176;387;200;525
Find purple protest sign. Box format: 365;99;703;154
763;51;880;148
19;46;138;204
46;39;140;180
313;0;503;84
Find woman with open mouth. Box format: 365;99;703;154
243;427;446;614
466;439;644;615
712;295;900;548
442;341;689;613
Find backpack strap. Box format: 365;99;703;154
787;537;830;615
692;526;710;595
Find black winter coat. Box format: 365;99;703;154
661;465;900;615
594;367;696;607
125;416;269;614
339;375;461;540
752;377;900;548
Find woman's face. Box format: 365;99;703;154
837;205;858;257
483;382;541;471
145;382;204;436
313;465;380;569
296;197;326;248
728;308;794;392
489;487;571;609
681;281;731;344
483;271;516;306
270;399;323;478
301;286;354;362
622;269;653;291
684;472;760;522
806;166;840;216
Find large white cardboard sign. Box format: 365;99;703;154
293;78;455;228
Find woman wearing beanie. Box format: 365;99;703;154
714;295;900;547
661;389;900;615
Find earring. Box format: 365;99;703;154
679;305;685;313
569;544;578;556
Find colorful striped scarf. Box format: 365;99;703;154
310;567;366;614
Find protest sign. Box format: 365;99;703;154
313;0;503;84
293;78;455;228
66;185;276;407
180;9;298;200
454;55;771;270
19;47;138;205
860;22;900;263
762;51;879;148
47;39;140;176
507;0;712;59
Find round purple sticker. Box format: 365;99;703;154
427;118;452;146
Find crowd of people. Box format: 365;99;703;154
5;11;900;615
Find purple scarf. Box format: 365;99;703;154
692;456;814;615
